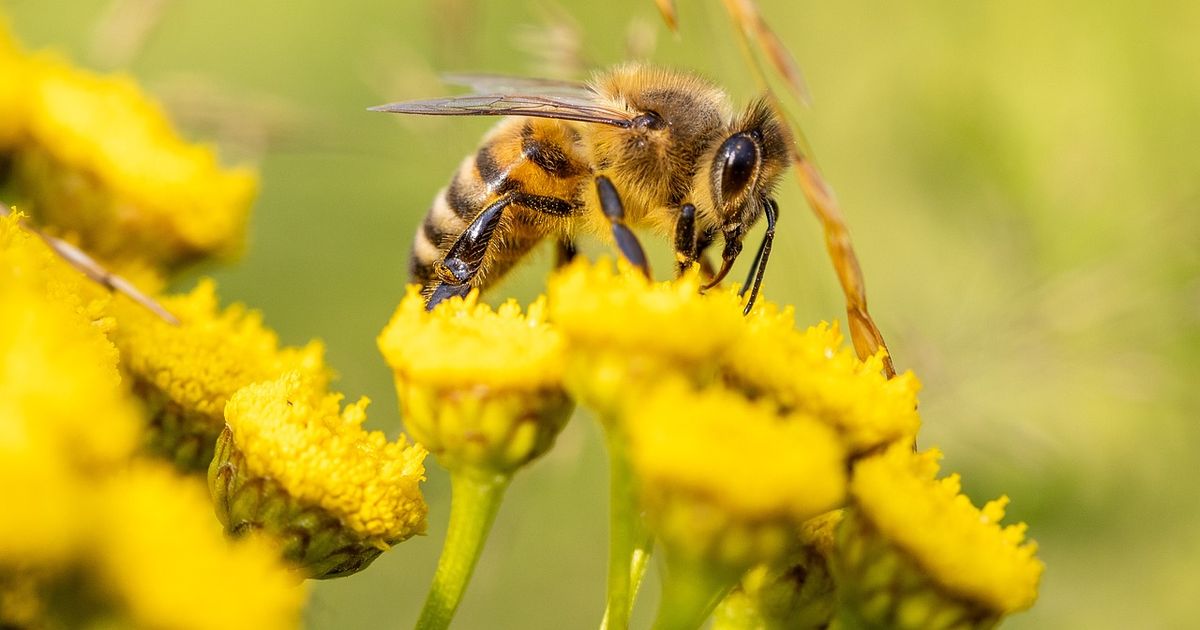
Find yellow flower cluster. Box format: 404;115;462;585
378;287;572;474
0;20;255;272
0;212;306;629
843;444;1044;618
111;280;328;470
540;258;1040;628
223;373;428;545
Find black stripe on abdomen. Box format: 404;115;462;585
446;176;475;221
475;146;504;189
520;122;586;177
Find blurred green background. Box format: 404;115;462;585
6;0;1198;627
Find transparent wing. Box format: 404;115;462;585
370;93;634;128
440;73;593;98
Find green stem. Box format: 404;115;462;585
651;557;740;630
601;428;652;630
415;470;511;630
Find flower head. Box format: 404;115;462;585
834;444;1044;628
111;279;328;470
219;372;428;548
548;259;745;419
10;50;256;270
378;287;572;475
628;380;847;569
723;310;921;454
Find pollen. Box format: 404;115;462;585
224;373;429;543
849;443;1044;614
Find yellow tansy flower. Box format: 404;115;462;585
96;462;306;630
723;309;921;454
627;380;847;568
214;373;428;578
111;279;328;471
834;444;1044;629
378;287;572;474
11;51;256;270
548;259;745;419
379;289;573;628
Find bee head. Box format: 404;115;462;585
700;98;791;286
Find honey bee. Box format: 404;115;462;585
371;63;792;313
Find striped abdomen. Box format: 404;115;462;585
409;117;591;294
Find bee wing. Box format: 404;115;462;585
440;73;593;98
370;93;635;128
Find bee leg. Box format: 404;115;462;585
426;281;473;308
673;203;697;276
738;198;778;315
426;197;512;310
595;176;650;277
554;237;577;268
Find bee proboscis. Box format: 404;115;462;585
371;63;792;313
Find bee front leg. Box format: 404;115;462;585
673;203;697;276
427;197;512;310
739;198;778;315
595;176;650;277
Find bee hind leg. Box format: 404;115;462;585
595;176;650;277
425;197;512;311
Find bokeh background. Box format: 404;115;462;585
5;0;1198;627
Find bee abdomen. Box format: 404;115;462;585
408;118;588;294
408;175;476;288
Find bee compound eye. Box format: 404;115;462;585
717;134;760;202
